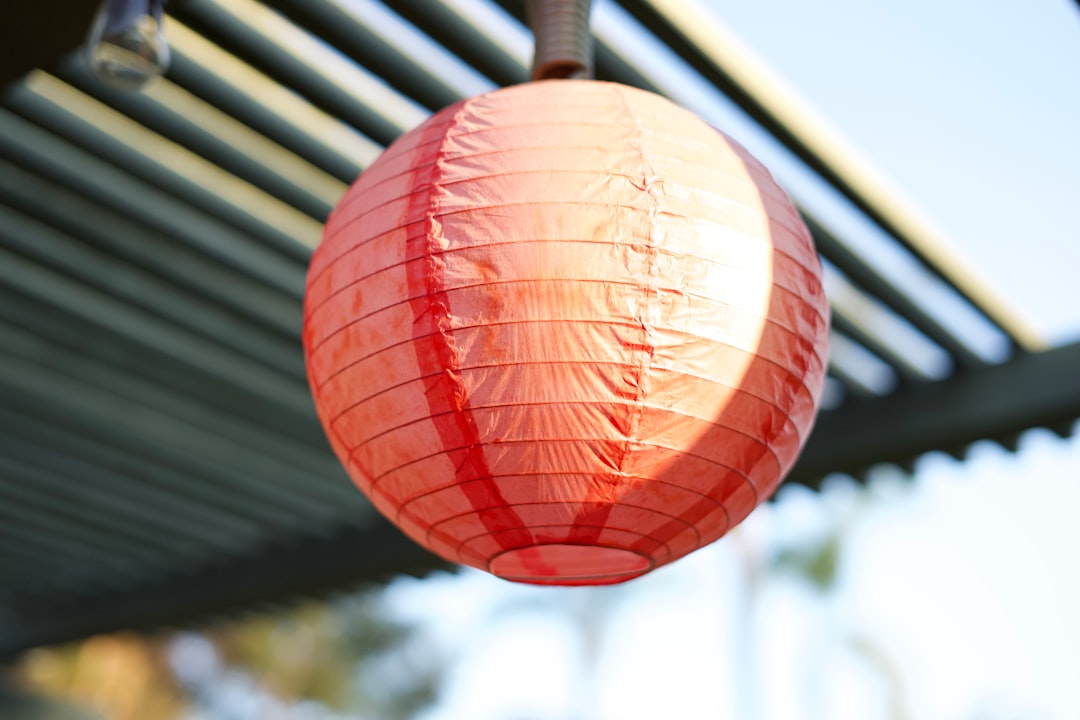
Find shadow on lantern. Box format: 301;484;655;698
303;80;829;587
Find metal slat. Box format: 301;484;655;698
0;107;306;296
57;58;346;220
0;246;313;416
822;266;950;385
0;315;358;509
0;440;259;554
0;545;63;590
0;544;103;594
387;0;530;87
0;405;324;533
0;360;358;527
0;458;191;565
0;459;250;600
6;72;323;257
0;536;118;600
258;0;493;110
0;497;146;592
0;379;348;541
826;329;898;397
176;0;429;147
0;205;305;378
165;19;380;182
0;500;207;600
822;367;875;402
0;495;168;572
0;157;300;337
828;310;925;387
0;408;269;547
0;285;325;448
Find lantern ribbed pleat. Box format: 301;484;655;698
304;81;829;585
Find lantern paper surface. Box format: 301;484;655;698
304;80;829;585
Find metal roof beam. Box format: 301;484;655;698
804;214;986;370
788;341;1080;487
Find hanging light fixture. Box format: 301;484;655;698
85;0;170;91
303;0;829;585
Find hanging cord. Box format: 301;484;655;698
527;0;594;80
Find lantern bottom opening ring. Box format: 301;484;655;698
488;543;654;586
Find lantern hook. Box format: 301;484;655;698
527;0;594;81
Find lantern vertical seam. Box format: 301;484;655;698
613;84;660;479
403;96;535;566
565;84;663;553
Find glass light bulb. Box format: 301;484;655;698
85;0;170;91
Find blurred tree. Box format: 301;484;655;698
0;673;103;719
14;634;185;719
14;586;443;720
772;531;841;592
765;487;910;720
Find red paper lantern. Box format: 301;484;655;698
303;80;829;585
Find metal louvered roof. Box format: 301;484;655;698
1;0;1077;658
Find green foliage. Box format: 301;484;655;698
772;531;842;592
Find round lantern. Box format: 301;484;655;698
303;80;829;585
